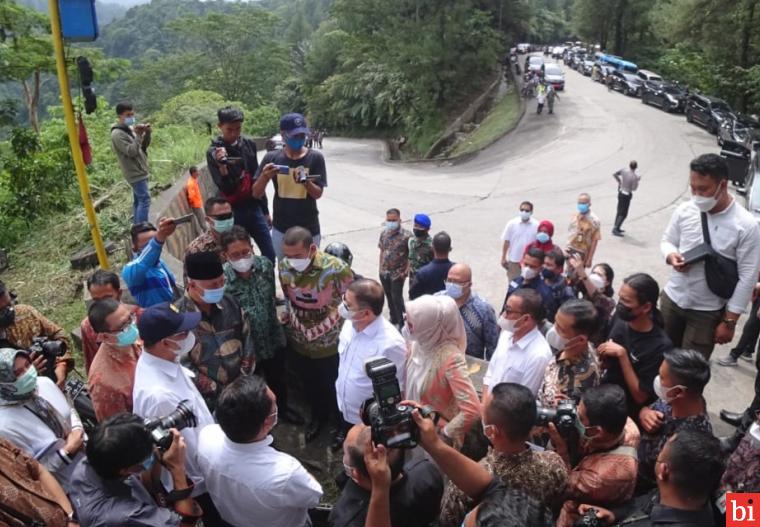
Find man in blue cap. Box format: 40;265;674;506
408;213;433;293
253;113;328;261
132;302;228;526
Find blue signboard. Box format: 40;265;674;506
59;0;99;42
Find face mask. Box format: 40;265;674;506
0;306;15;328
124;116;136;126
211;217;234;234
588;273;606;290
536;232;551;244
285;136;306;150
338;302;356;321
141;453;155;472
546;326;568;350
169;332;196;358
116;322;140;346
521;266;538;280
385;221;399;231
520;210;532;222
691;184;722;213
413;228;427;238
286;257;312;272
445;281;465;299
229;255;254;273
653;375;686;403
200;285;225;304
616;302;637;322
14;366;38;397
574;417;587;438
497;316;517;333
749;422;760;448
269;408;279;430
577;203;590;214
541;268;557;281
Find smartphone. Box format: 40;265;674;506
173;214;195;225
274;164;290;174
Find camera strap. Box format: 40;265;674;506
23;397;67;439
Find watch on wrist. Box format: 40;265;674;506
723;318;737;327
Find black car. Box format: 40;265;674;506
718;113;760;149
685;94;733;134
641;81;687;112
608;70;642;96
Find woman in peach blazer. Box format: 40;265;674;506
404;294;481;446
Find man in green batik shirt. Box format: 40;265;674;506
408;213;434;293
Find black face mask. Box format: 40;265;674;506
0;306;15;328
413;229;428;238
541;268;557;281
616;302;637;322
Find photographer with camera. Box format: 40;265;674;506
67;413;201;527
0;280;73;388
197;375;322;527
133;303;227;527
123;219;180;308
207;107;275;263
0;348;85;488
546;384;640;527
331;422;443;527
439;383;568;527
253;113;327;261
576;430;723;527
86;299;142;421
111;101;152;224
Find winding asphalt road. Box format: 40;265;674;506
309;59;751;434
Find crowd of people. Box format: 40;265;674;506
0;101;759;527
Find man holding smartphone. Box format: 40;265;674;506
111;101;152;224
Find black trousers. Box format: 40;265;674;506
196;493;233;527
379;273;406;327
291;351;339;425
258;349;289;409
730;295;760;360
614;192;632;230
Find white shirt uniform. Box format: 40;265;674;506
661;199;760;314
132;352;215;496
501;216;539;263
483;327;553;396
197;424;323;527
336;317;407;424
0;377;81;486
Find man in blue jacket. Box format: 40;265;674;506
122;218;178;308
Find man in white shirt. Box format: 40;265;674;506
335;278;406;450
483;289;553;398
500;201;539;281
197;375;323;527
660;153;760;358
133;302;226;526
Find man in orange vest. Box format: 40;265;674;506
185;166;205;230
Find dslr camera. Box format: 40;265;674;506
143;400;197;450
29;336;67;381
535;399;578;435
574;508;601;527
360;358;436;449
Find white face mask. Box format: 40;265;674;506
653;375;686;404
169;332;196;358
691;184;722;213
286;257;311;272
588;273;606;290
520;210;532;222
498;316;517;333
521;266;538;280
229;255;254;273
338;302;355;320
749;422;760;448
546;326;568;350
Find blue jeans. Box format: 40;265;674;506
131;179;151;224
271;228;321;262
232;202;276;263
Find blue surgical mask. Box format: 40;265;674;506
577;203;590;214
385;221;399;231
141;453;155;471
14;366;38;397
124;116;136;126
445;281;464;299
116;323;140;346
212;217;234;233
201;285;225;304
285;136;306;150
536;232;551;244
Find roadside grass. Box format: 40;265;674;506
449;87;522;158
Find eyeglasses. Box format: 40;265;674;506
209;212;233;221
503;307;524;316
519;209;531;213
110;314;136;334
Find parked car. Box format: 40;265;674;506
636;70;662;83
641;81;687;112
718;113;760;149
737;146;760;221
608;70;643;96
543;63;565;90
527;55;545;75
685;93;733;134
580;59;594;76
552;46;565;59
266;133;284;151
517;43;530;53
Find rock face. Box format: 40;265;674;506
69;241;119;270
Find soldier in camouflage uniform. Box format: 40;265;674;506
408;213;433;294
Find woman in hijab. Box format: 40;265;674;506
0;348;85;487
404;295;480;446
523;219;557;256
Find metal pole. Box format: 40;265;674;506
47;0;109;268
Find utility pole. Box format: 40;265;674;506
47;0;109;268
